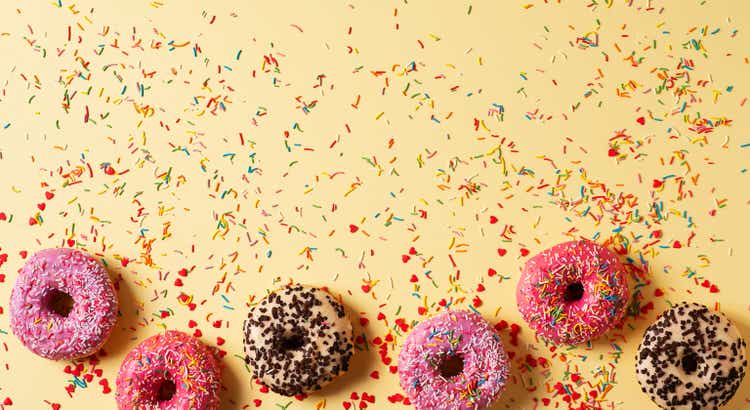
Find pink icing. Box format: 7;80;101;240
398;310;510;410
116;330;221;410
9;248;118;360
516;240;630;345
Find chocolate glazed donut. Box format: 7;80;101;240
243;285;354;396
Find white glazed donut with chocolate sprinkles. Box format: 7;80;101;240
243;285;354;396
635;302;747;410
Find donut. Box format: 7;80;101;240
116;330;221;410
516;240;629;345
9;248;118;360
636;302;747;410
243;285;353;396
397;310;510;410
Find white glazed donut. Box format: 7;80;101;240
635;302;747;409
243;285;353;396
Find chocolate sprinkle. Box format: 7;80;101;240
243;285;354;396
635;302;747;410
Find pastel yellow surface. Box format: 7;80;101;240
0;1;748;409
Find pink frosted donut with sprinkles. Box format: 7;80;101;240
10;248;118;360
516;240;630;345
116;330;221;410
397;310;510;410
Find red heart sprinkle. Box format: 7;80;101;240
37;203;46;211
472;296;482;307
401;254;410;263
349;224;358;233
489;216;498;224
654;288;664;297
387;394;404;403
497;248;507;257
408;246;417;255
636;116;645;125
45;191;54;200
487;268;497;276
495;320;508;331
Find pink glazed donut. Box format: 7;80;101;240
516;240;629;345
116;330;221;410
398;310;510;410
10;248;118;360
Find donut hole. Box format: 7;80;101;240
680;352;699;374
45;289;74;317
563;282;585;302
278;331;305;352
156;379;176;402
438;355;464;379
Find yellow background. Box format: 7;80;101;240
0;0;748;409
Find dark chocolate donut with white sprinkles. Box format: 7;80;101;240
243;285;354;396
635;302;747;410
